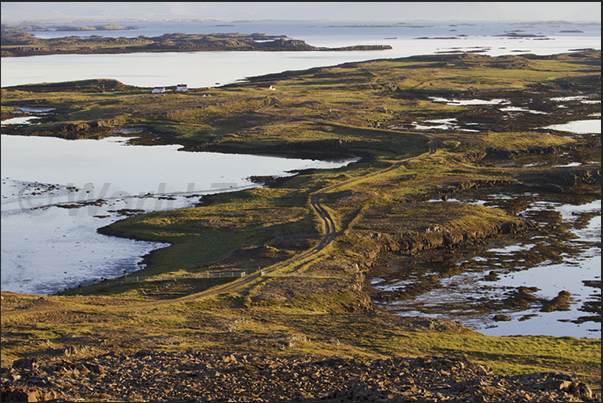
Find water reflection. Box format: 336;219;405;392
373;194;601;338
543;119;601;134
428;97;510;106
1;134;356;294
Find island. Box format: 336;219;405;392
5;23;139;32
1;50;600;402
328;22;430;28
0;27;392;57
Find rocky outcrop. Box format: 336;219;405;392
1;352;597;402
1;387;58;402
355;218;537;258
540;168;601;187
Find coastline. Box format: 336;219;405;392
1;49;600;399
1;30;392;57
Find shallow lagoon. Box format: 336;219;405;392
1;135;356;294
544;120;602;134
373;199;601;338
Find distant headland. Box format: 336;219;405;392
9;23;139;32
0;26;392;57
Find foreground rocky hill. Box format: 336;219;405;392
1;351;598;402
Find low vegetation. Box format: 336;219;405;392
1;50;601;399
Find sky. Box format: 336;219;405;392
1;2;601;24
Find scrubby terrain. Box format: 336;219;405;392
1;51;600;402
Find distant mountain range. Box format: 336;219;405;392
1;2;601;24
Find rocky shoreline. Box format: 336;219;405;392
1;351;598;402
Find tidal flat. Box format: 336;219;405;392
1;134;355;295
1;50;601;400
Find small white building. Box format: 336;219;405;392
152;86;165;94
176;84;188;92
256;84;276;90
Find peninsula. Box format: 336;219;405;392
0;27;392;57
1;51;600;402
10;23;138;32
